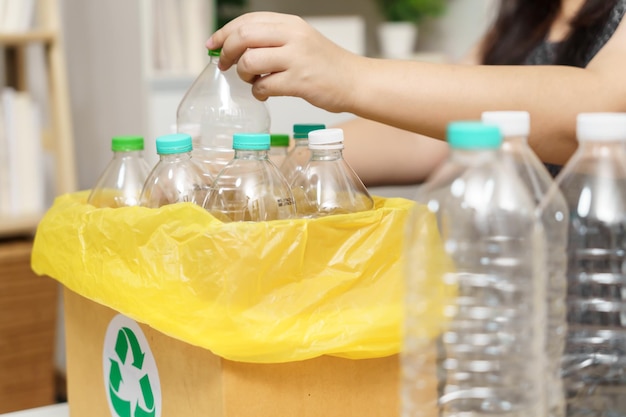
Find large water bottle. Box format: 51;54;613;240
203;133;296;222
176;49;271;178
139;133;210;208
557;113;626;417
290;128;373;217
403;121;546;417
87;135;151;208
280;123;325;185
482;111;569;417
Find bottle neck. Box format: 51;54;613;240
310;148;343;161
114;150;144;158
293;138;309;147
577;140;626;155
450;148;499;166
234;149;269;160
209;55;220;66
159;152;192;162
502;135;529;149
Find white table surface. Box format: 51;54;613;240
1;404;69;417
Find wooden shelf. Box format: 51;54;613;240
0;214;40;237
0;30;56;45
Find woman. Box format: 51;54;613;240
206;0;626;184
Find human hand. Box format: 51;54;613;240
206;12;364;113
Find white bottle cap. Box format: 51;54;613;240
308;128;344;150
577;113;626;142
481;111;530;137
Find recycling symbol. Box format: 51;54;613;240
103;315;161;417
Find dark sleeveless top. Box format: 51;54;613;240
523;0;626;176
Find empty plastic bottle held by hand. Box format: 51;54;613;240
291;128;373;218
176;49;271;178
87;135;151;208
203;133;296;222
139;133;211;208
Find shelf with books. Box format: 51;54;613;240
0;0;75;238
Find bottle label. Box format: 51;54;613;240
277;197;295;208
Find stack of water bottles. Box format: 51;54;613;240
403;111;626;417
88;47;626;417
88;50;373;221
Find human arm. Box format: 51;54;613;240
339;118;450;186
207;11;626;166
337;42;483;186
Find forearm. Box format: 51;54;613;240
338;118;449;186
345;58;625;165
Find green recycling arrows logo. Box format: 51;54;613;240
103;315;161;417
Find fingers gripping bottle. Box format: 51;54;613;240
403;121;547;417
203;133;296;222
557;113;626;417
176;49;271;178
280;123;326;185
482;111;569;417
88;136;151;208
290;128;373;217
139;133;211;208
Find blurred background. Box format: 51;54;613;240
0;0;496;412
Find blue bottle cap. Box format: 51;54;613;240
233;133;270;150
447;121;502;150
156;133;193;155
293;123;326;139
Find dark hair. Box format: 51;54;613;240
481;0;619;66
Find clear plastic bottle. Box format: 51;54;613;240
403;121;546;417
290;128;373;218
482;111;568;417
176;49;271;178
268;133;290;168
87;135;151;208
139;133;211;208
203;133;296;222
557;113;626;417
280;123;326;185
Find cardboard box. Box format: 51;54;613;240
0;239;57;413
64;288;402;417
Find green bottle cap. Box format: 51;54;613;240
233;133;270;150
270;134;290;147
293;124;326;139
111;136;144;152
208;49;221;57
447;121;502;150
156;133;193;155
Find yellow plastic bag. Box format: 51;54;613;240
32;191;444;363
